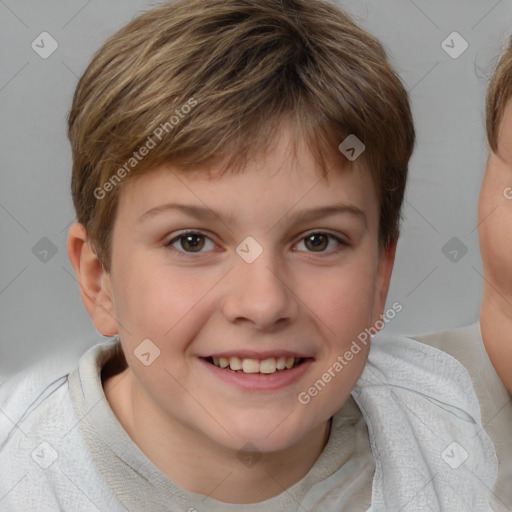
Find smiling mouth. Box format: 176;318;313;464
203;356;306;375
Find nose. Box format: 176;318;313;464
221;249;299;331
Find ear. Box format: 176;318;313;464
370;239;397;327
67;222;118;337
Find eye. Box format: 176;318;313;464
294;232;345;253
164;231;216;254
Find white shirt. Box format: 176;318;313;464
0;334;498;511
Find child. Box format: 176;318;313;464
0;0;497;510
414;38;512;512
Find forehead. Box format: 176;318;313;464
122;160;374;213
115;125;379;231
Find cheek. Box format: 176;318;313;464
297;270;373;420
479;181;512;287
111;254;220;344
299;261;377;344
480;215;512;284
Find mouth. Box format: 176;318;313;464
202;356;308;375
199;353;314;391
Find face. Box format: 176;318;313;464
478;99;512;390
94;127;394;453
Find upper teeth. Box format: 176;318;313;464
212;356;298;374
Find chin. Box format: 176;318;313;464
212;412;317;453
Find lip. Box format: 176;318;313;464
199;356;314;391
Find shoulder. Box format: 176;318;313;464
0;339;121;440
0;352;77;441
0;355;75;508
410;324;512;510
411;322;481;360
353;331;487;427
0;344;126;511
351;333;498;510
361;332;479;400
355;332;486;424
409;323;510;424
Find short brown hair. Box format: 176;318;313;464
486;38;512;152
68;0;415;272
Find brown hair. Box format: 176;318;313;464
486;38;512;152
68;0;415;272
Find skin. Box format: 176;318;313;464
479;98;512;393
67;125;395;503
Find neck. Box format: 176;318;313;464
480;286;512;393
104;368;332;503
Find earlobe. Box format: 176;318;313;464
67;222;118;337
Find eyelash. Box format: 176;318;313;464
163;230;348;258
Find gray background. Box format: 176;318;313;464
1;0;512;376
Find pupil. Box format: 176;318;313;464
306;234;327;251
182;234;204;252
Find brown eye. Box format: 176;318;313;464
294;232;345;254
304;233;329;252
180;234;205;252
165;231;215;255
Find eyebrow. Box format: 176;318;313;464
138;202;367;228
